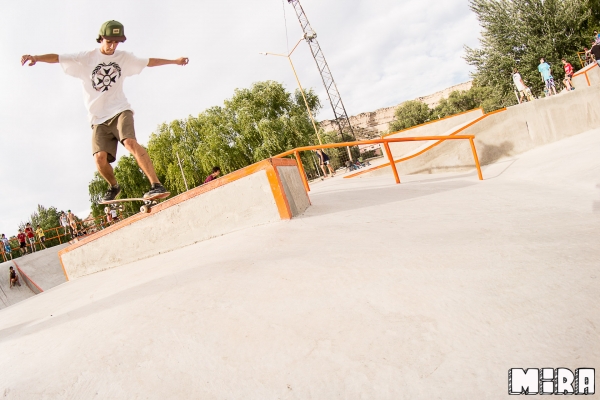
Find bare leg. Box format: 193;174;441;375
123;139;160;184
319;164;327;177
94;152;118;186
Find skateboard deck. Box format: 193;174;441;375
99;192;170;213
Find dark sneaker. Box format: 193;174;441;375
144;183;168;199
102;184;121;202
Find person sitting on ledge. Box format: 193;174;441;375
9;266;21;288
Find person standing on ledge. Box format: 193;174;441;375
21;20;189;201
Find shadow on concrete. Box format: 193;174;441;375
479;141;515;165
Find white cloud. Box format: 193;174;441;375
0;0;480;230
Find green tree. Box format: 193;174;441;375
389;100;432;132
147;81;320;190
465;0;592;100
432;84;501;118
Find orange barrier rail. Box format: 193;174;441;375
274;135;483;192
344;108;506;180
380;108;483;138
573;62;598;87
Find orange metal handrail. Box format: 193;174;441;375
380;107;483;138
572;62;598;87
274;135;483;192
345;108;506;180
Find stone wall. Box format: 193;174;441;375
320;81;473;140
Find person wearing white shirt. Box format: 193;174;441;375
21;20;189;201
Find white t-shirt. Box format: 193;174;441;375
59;49;149;125
512;73;526;91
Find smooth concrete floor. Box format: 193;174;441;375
0;129;598;399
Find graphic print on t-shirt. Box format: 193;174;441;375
91;62;122;92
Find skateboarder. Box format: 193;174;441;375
9;267;21;288
21;20;188;201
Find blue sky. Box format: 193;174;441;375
0;0;480;230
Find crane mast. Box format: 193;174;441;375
287;0;356;145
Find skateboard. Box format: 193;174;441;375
99;192;170;214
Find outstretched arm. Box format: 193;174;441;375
148;57;189;67
21;54;59;66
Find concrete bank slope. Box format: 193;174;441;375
59;157;310;281
0;130;598;398
14;244;69;291
383;108;484;159
0;260;35;310
357;82;600;179
572;61;600;88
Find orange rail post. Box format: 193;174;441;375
383;141;400;184
294;151;310;192
585;71;591;86
469;138;484;180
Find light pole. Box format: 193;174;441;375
260;38;323;146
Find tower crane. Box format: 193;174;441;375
286;0;357;154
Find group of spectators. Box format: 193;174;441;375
1;210;81;261
512;58;576;103
1;223;47;260
511;31;600;103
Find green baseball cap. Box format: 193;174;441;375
96;20;127;43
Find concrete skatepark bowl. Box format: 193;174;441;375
0;83;598;399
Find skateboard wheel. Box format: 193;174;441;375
140;205;150;213
104;207;110;214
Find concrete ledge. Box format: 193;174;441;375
59;158;310;280
354;83;600;178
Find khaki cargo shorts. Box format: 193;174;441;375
92;110;136;163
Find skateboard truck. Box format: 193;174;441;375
100;192;171;214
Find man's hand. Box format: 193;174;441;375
176;57;189;66
21;55;37;66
